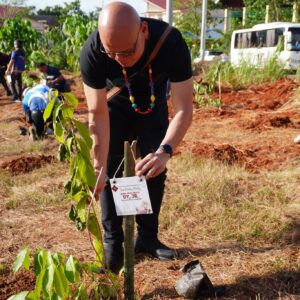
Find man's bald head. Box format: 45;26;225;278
98;2;149;67
99;2;141;44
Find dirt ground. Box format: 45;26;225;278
0;75;299;299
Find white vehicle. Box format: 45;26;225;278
231;22;300;69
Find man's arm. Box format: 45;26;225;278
49;74;65;85
135;77;193;179
5;58;14;75
83;83;110;195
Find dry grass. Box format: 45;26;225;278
162;154;300;245
0;116;299;298
278;86;300;111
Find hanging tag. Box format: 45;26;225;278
110;176;153;216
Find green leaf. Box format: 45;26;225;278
64;179;72;195
92;238;103;266
7;291;29;300
26;291;38;300
34;249;47;297
53;265;70;298
62;92;79;108
33;249;46;276
87;214;102;241
71;191;88;203
76;137;90;160
66;137;74;154
75;285;89;300
12;248;30;273
77;153;96;186
62;105;74;119
54;122;64;143
52;253;64;265
75;219;86;232
50;293;59;300
81;262;102;274
42;252;55;297
58;144;67;162
65;256;80;283
43;97;56;122
68;205;77;221
77;197;87;223
73;120;92;150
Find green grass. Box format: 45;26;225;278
161;154;299;245
204;59;287;91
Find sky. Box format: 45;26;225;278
25;0;147;15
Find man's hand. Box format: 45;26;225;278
5;69;11;75
135;152;170;180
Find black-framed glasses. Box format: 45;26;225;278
100;25;141;57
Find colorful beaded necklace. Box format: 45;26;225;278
122;64;155;115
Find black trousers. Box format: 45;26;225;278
11;71;22;100
26;110;45;137
100;96;169;245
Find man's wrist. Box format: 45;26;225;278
157;144;173;158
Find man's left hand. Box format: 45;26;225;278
135;152;170;180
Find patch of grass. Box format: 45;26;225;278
0;169;14;196
5;199;20;210
203;59;287;91
161;154;299;245
0;122;58;156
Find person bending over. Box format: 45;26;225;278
22;84;53;139
80;2;193;273
37;62;69;93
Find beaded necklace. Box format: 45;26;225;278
122;64;155;115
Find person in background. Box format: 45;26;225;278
6;39;25;102
37;62;69;93
0;52;12;97
80;2;193;273
22;84;53;140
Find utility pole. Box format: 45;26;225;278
166;0;173;25
199;0;208;61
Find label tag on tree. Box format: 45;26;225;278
110;176;153;216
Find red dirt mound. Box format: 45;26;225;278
178;141;300;171
212;78;298;111
1;155;56;175
239;112;300;130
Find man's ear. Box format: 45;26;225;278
141;21;149;39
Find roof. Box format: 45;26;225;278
0;5;24;19
148;0;245;10
31;15;58;27
148;0;166;10
220;0;244;8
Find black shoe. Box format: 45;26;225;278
19;126;27;135
135;237;176;260
6;90;12;96
103;243;123;274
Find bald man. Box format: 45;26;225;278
80;2;193;273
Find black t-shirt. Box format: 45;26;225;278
80;18;192;117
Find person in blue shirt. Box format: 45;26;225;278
22;84;53;139
6;39;26;102
37;62;69;93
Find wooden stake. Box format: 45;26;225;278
292;3;299;23
123;141;136;300
265;5;270;24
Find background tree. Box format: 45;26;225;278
244;0;295;26
174;0;223;58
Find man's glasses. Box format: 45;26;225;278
100;25;141;57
